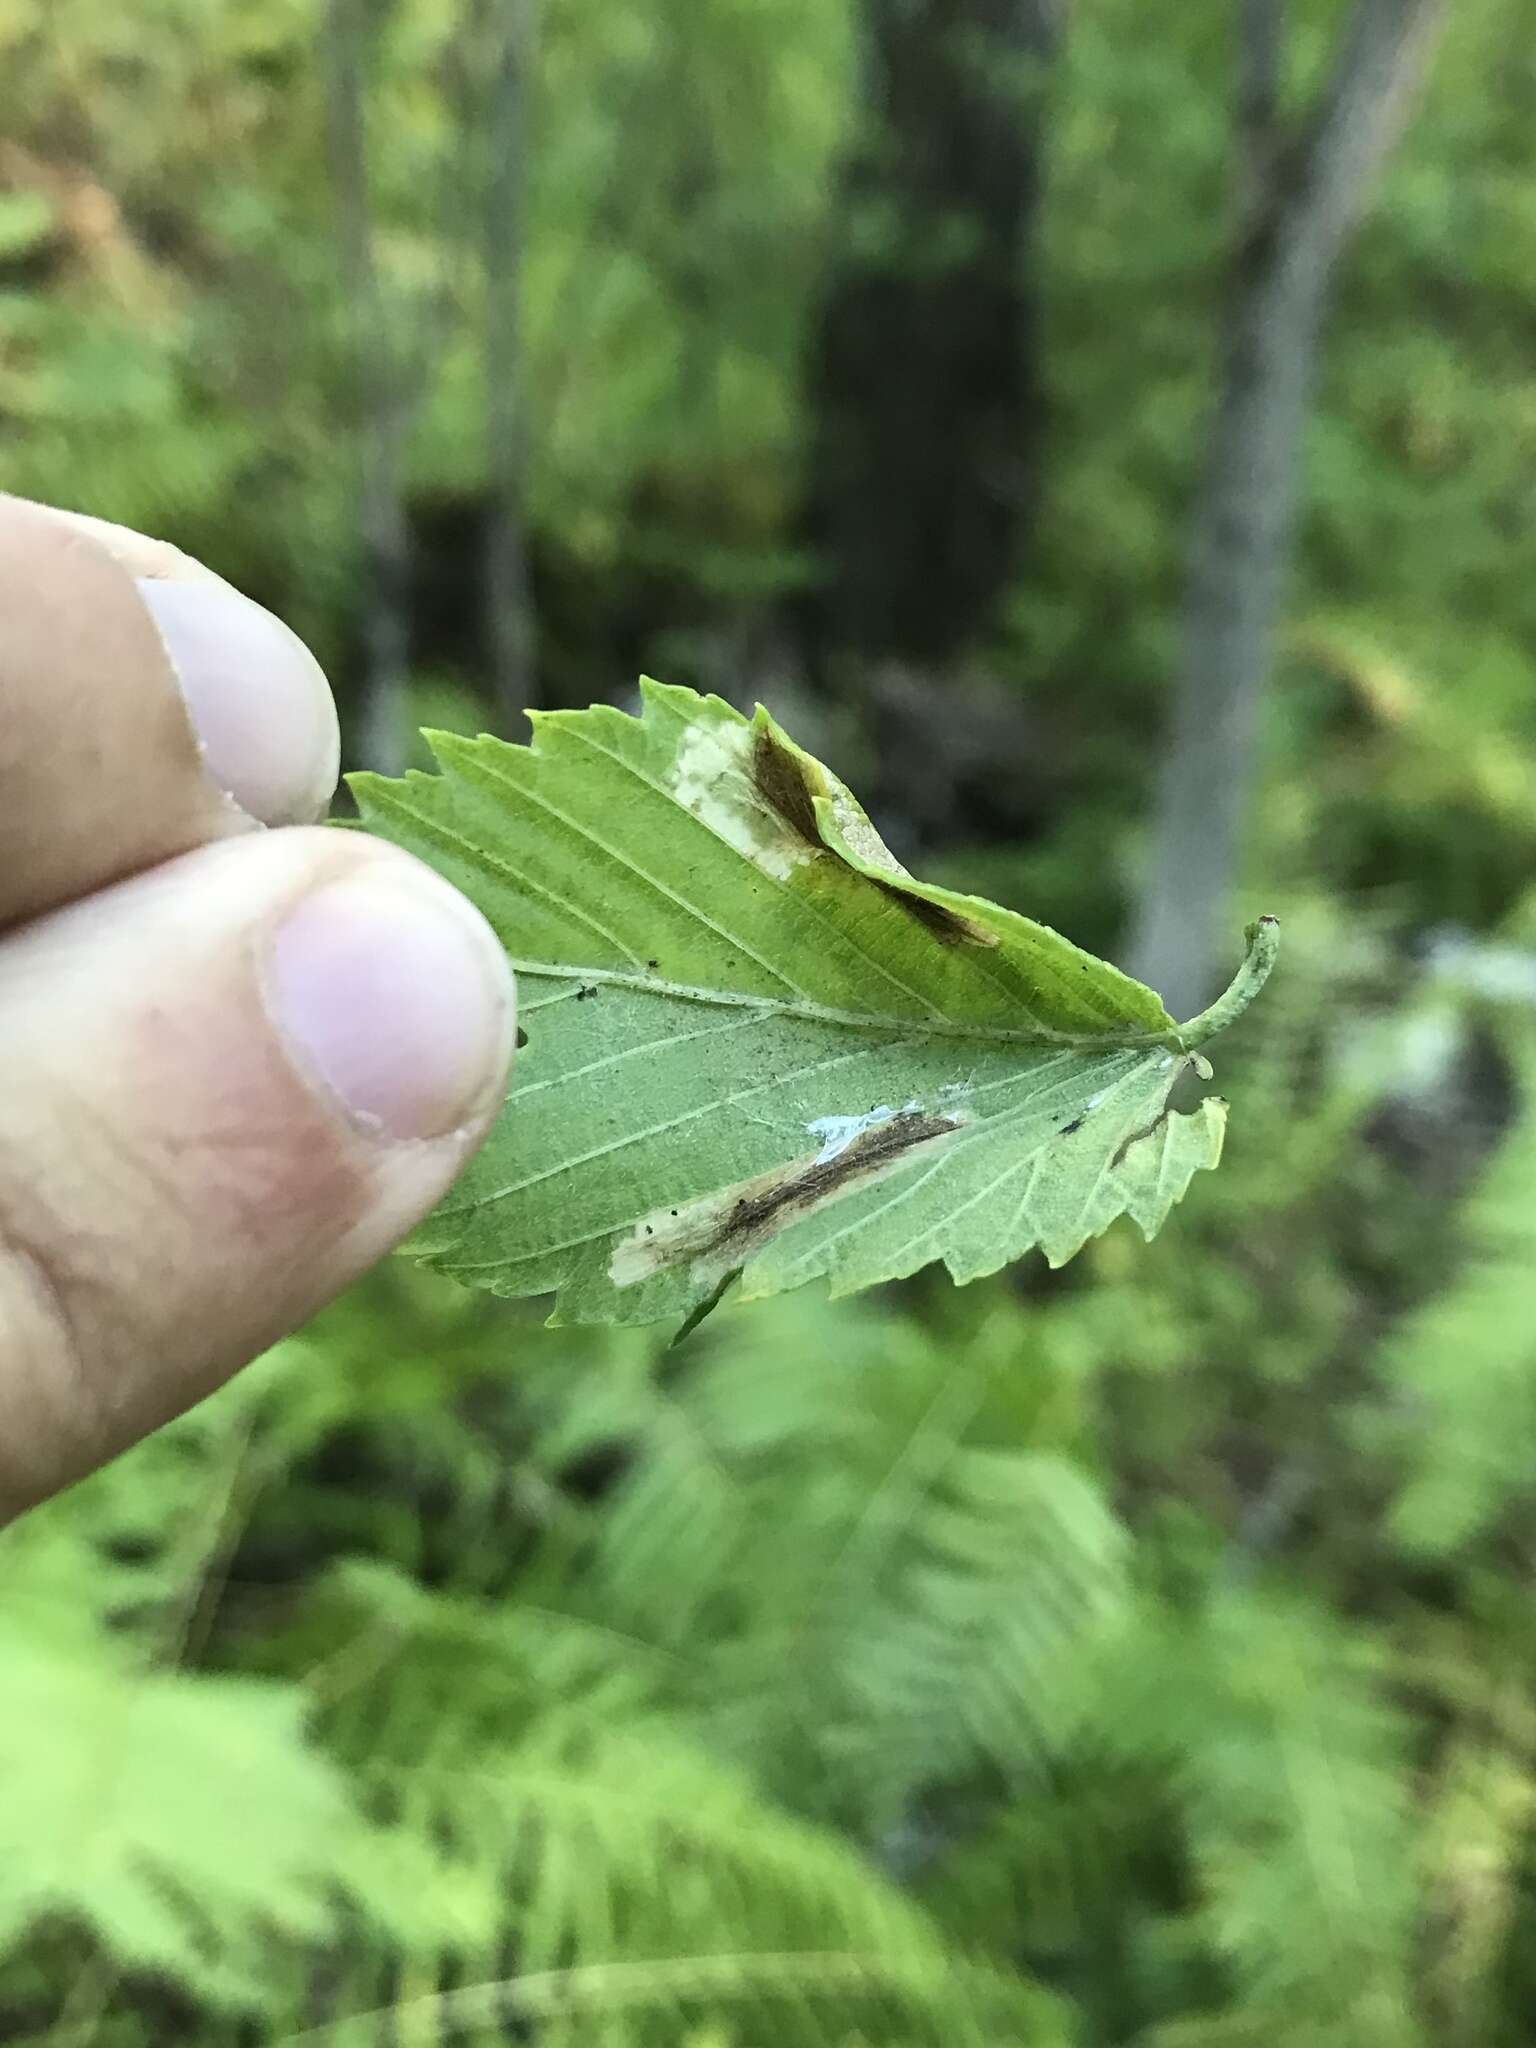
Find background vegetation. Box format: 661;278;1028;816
6;0;1536;2041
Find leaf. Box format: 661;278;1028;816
0;1636;357;2009
352;681;1275;1325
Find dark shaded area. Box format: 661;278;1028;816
800;0;1060;677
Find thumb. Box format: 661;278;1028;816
0;827;516;1520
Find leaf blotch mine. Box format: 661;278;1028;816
868;880;997;947
750;724;822;847
751;723;995;947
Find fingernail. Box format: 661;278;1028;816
265;871;517;1141
137;578;341;827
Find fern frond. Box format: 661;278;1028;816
273;1947;1065;2048
0;1634;361;2011
523;1294;1126;1826
1379;1020;1536;1556
331;1714;1068;2047
1100;1591;1420;2046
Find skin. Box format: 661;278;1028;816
0;496;518;1523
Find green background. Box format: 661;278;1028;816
6;2;1536;2042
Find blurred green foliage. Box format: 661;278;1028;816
7;0;1536;2042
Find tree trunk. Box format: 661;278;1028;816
323;0;414;776
801;0;1063;677
483;0;538;728
1126;0;1445;1015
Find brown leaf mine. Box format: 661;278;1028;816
750;722;823;848
750;716;997;946
609;1108;964;1291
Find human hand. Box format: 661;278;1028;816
0;496;517;1521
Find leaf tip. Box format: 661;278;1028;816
1178;917;1281;1049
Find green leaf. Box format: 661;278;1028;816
352;681;1275;1325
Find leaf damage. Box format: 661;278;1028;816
668;716;814;881
750;712;997;947
610;1107;966;1291
749;720;823;848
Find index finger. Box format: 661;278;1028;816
0;495;339;930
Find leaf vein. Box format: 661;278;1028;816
508;1010;771;1105
441;1037;909;1218
450;745;819;1003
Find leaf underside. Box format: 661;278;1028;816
351;681;1274;1327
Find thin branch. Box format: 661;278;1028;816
321;0;414;772
1236;0;1285;226
483;0;538;724
1278;0;1446;260
1125;0;1446;1010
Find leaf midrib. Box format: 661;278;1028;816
509;960;1186;1052
560;708;1146;1033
